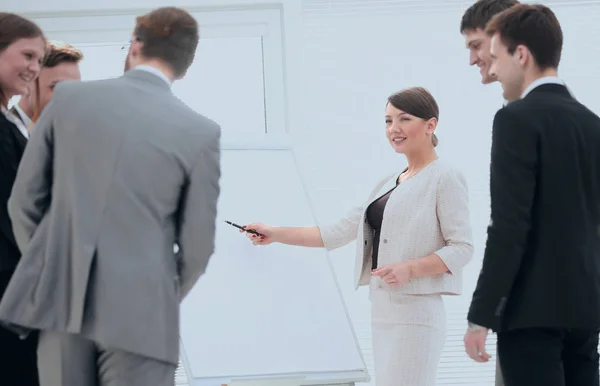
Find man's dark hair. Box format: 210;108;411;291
460;0;520;33
133;7;199;78
486;4;563;70
43;43;84;68
387;87;440;147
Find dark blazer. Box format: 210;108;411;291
468;84;600;332
0;111;27;274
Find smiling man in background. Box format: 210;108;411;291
458;1;519;386
461;0;519;85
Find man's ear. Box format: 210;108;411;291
515;45;530;67
129;38;144;59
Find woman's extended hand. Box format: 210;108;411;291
371;262;414;286
240;223;275;246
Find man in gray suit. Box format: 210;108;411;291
0;6;221;386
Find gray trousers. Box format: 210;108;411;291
37;330;176;386
495;347;504;386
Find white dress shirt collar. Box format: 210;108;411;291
134;65;172;87
13;103;32;133
521;76;569;99
1;105;29;139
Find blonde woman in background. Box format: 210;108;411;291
242;87;474;386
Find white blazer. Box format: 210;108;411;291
318;160;473;294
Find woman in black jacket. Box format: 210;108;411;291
0;13;46;386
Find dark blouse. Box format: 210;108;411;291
366;178;400;269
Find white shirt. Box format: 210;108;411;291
12;103;32;138
134;65;172;86
521;76;573;99
1;105;29;139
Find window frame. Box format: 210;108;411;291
30;7;290;149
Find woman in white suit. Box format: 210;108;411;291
243;87;473;386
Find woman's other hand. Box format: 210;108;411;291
372;262;413;286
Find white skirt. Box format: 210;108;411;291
370;279;446;386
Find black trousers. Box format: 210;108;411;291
0;270;39;386
497;327;599;386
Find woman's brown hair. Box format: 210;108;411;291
0;13;45;107
30;43;84;123
387;87;440;147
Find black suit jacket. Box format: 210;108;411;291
0;111;27;274
468;84;600;332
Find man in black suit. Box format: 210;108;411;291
464;4;600;386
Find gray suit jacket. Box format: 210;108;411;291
0;69;221;364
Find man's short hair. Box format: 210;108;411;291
486;4;563;70
43;43;84;68
460;0;520;33
133;7;199;78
